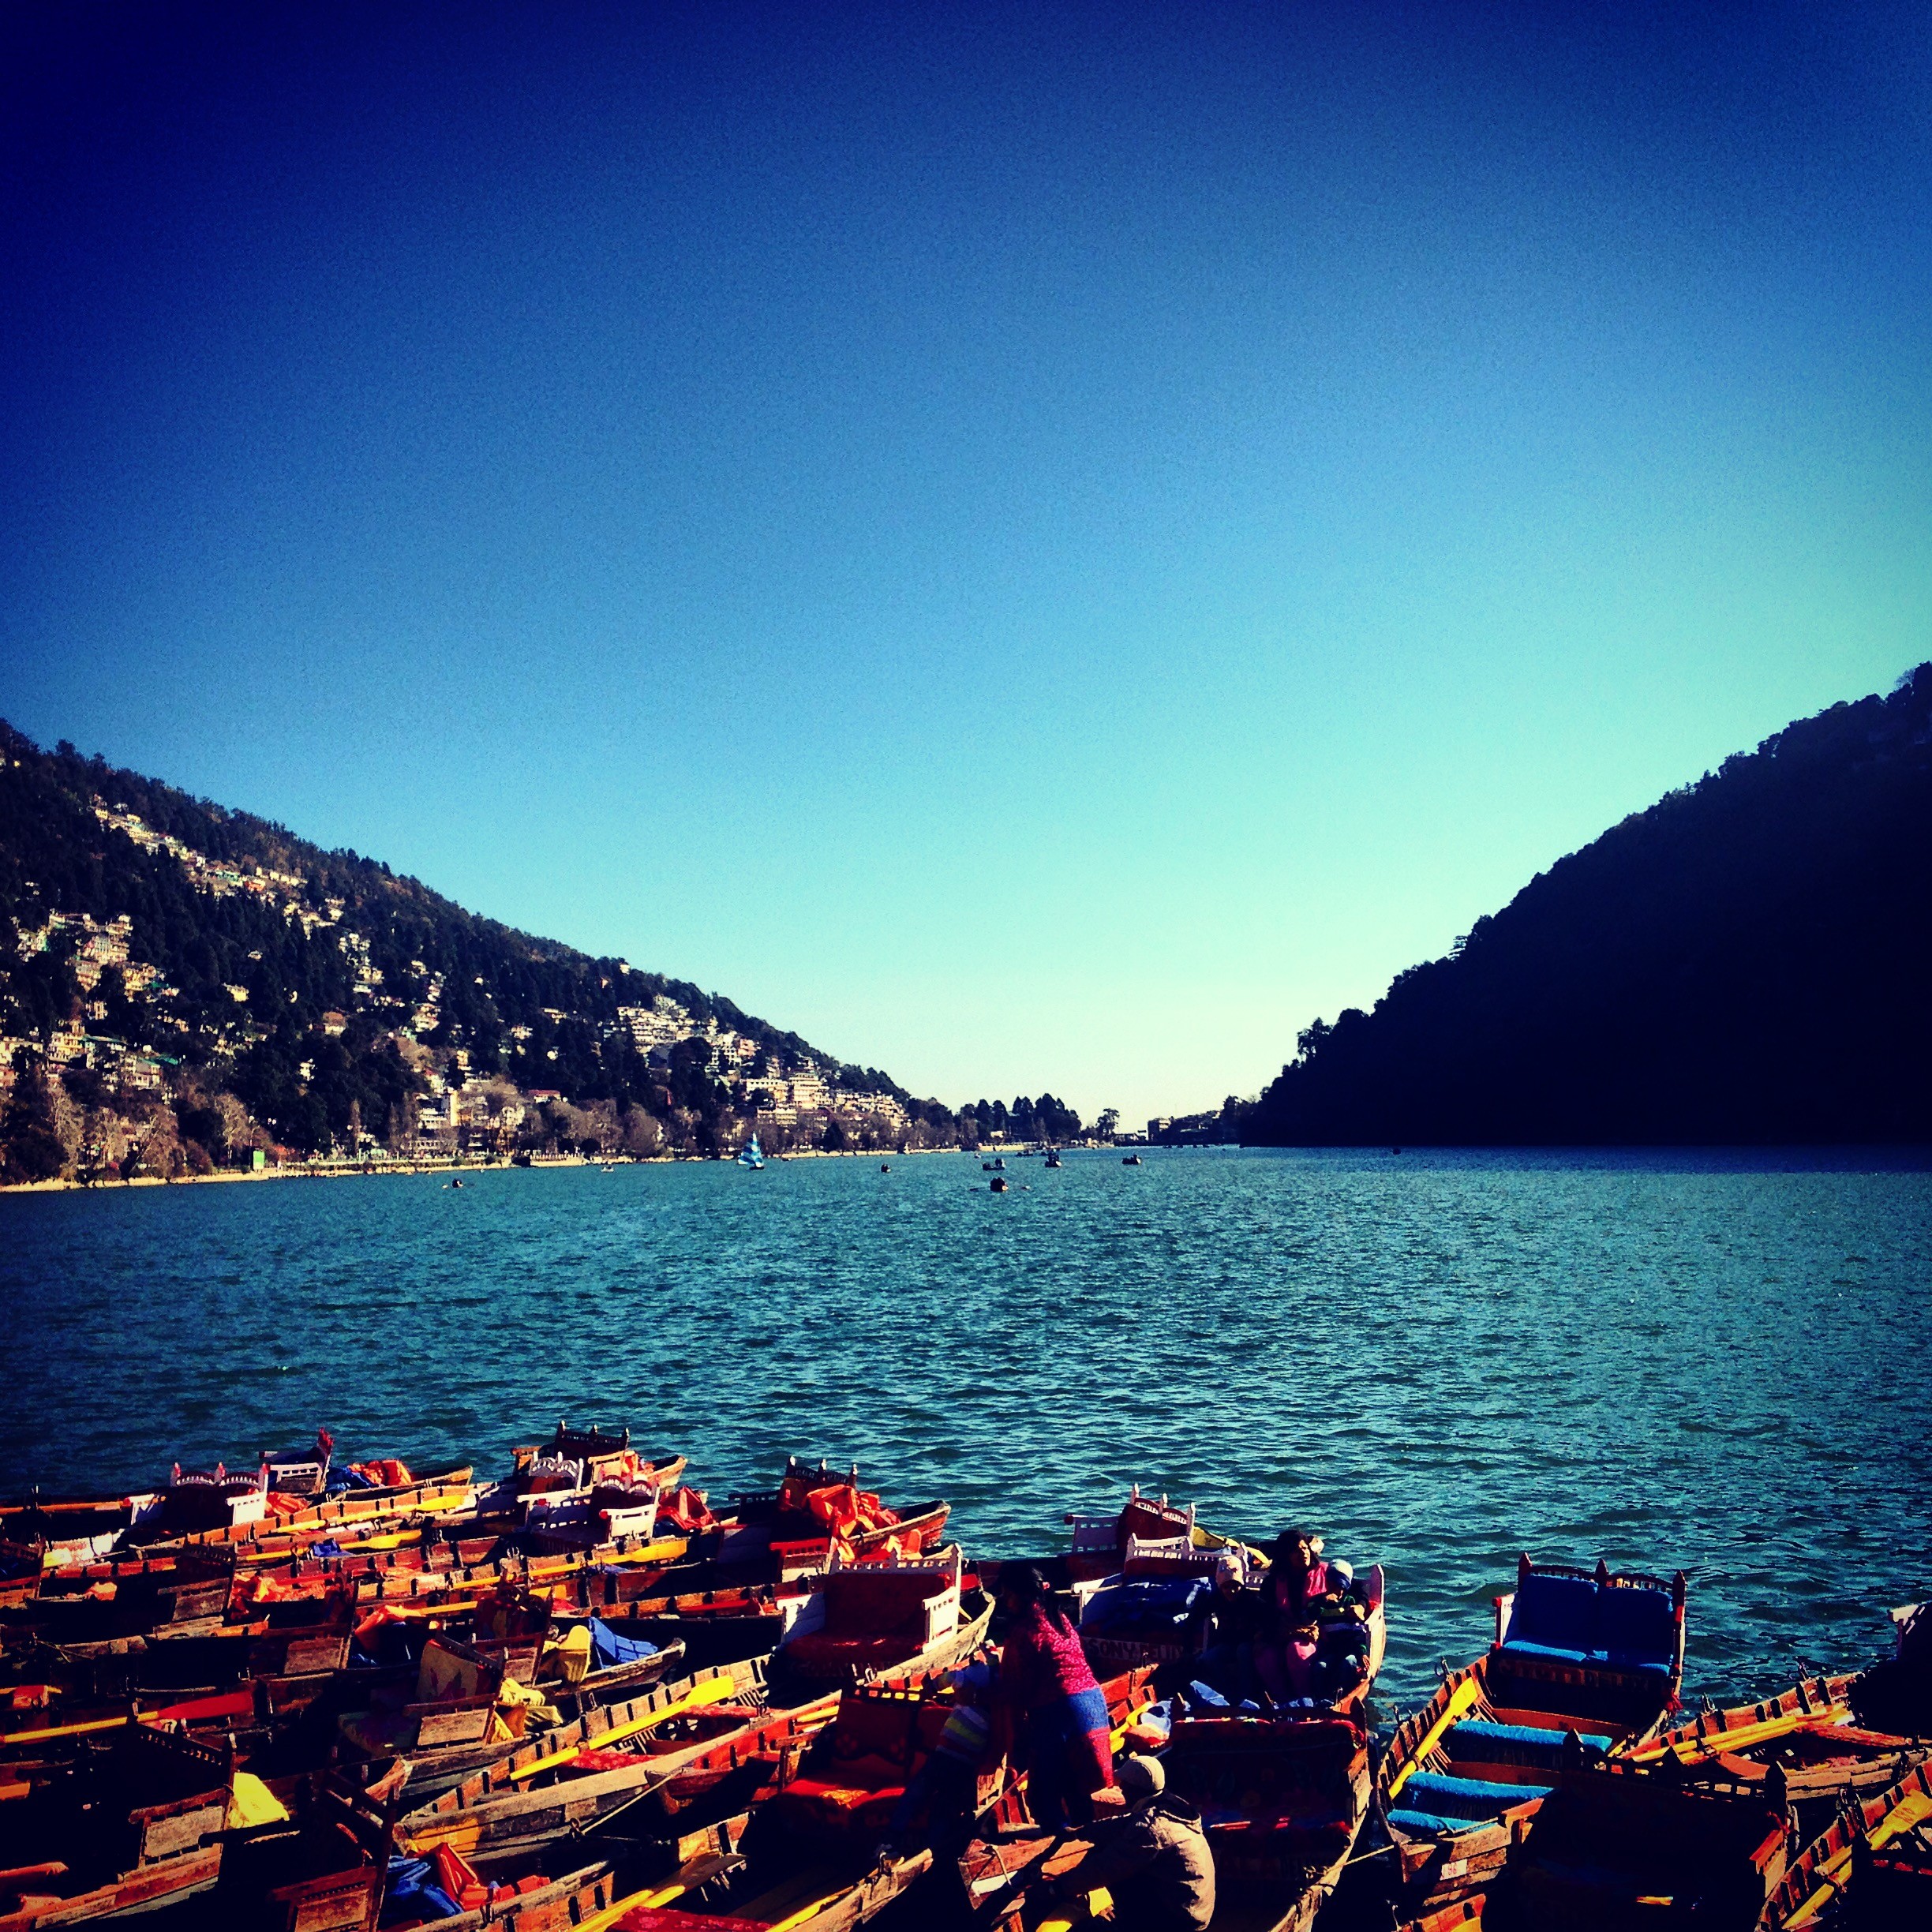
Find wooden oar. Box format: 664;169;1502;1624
507;1675;743;1780
1038;1883;1115;1931
1624;1698;1852;1766
1386;1678;1481;1799
571;1882;671;1932
1783;1783;1932;1927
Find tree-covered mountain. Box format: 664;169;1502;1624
1245;664;1932;1147
2;724;1071;1179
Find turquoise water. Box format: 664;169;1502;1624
4;1148;1929;1711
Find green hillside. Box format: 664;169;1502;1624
1245;664;1932;1146
0;724;976;1177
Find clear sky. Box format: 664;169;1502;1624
2;2;1927;1125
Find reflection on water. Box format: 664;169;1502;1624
5;1146;1930;1709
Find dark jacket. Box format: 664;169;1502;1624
1068;1795;1215;1930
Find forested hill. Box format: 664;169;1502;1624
0;724;1017;1175
1245;664;1932;1147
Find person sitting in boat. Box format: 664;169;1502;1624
882;1666;995;1852
995;1562;1115;1831
1250;1529;1347;1703
1267;1527;1339;1619
1260;1618;1324;1702
1042;1754;1215;1932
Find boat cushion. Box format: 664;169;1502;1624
1083;1577;1213;1636
1449;1719;1612;1760
1400;1772;1552;1818
1388;1807;1494;1837
588;1619;658;1672
1506;1573;1599;1653
1593;1585;1676;1673
773;1769;905;1837
1498;1638;1594;1666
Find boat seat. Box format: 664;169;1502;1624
784;1631;925;1672
772;1769;906;1837
1398;1772;1553;1819
1387;1807;1494;1837
1498;1638;1594;1666
1447;1719;1612;1768
1500;1572;1678;1677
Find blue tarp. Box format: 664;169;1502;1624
589;1618;659;1672
382;1858;459;1923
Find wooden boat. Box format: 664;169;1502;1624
379;1857;624;1932
955;1671;1199;1930
1612;1672;1926;1840
0;1566;236;1646
1759;1757;1932;1928
1080;1530;1386;1691
0;1723;231;1928
393;1658;819;1860
1507;1756;1790;1928
212;1757;406;1931
129;1477;480;1555
345;1532;691;1612
710;1458;950;1575
1852;1598;1932;1739
0;1683;265;1778
1374;1555;1687;1919
572;1582;807;1673
1165;1708;1370;1932
777;1546;994;1689
708;1664;1157;1932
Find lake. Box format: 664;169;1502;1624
4;1145;1928;1713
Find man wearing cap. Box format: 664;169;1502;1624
1043;1754;1215;1931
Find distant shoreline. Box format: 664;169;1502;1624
0;1143;957;1196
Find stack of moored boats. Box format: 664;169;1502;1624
1;1435;1927;1930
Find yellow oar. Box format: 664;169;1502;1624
507;1676;742;1780
1627;1701;1851;1766
1387;1678;1481;1799
2;1710;145;1745
566;1882;665;1932
1039;1885;1115;1931
1784;1787;1932;1928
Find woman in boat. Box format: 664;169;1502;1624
1252;1529;1341;1702
996;1562;1114;1831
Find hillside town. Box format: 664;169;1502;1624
1;752;1097;1184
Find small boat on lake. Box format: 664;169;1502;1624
777;1544;994;1689
1375;1554;1687;1919
1762;1756;1932;1927
1044;1148;1062;1168
1612;1672;1925;1840
739;1133;765;1170
1122;1152;1142;1164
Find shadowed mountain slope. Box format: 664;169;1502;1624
1245;665;1932;1146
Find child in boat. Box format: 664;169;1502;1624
996;1562;1115;1830
882;1666;995;1850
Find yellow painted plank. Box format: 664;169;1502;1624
574;1883;665;1932
1387;1679;1481;1799
507;1676;742;1780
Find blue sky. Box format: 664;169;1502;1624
2;2;1928;1122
